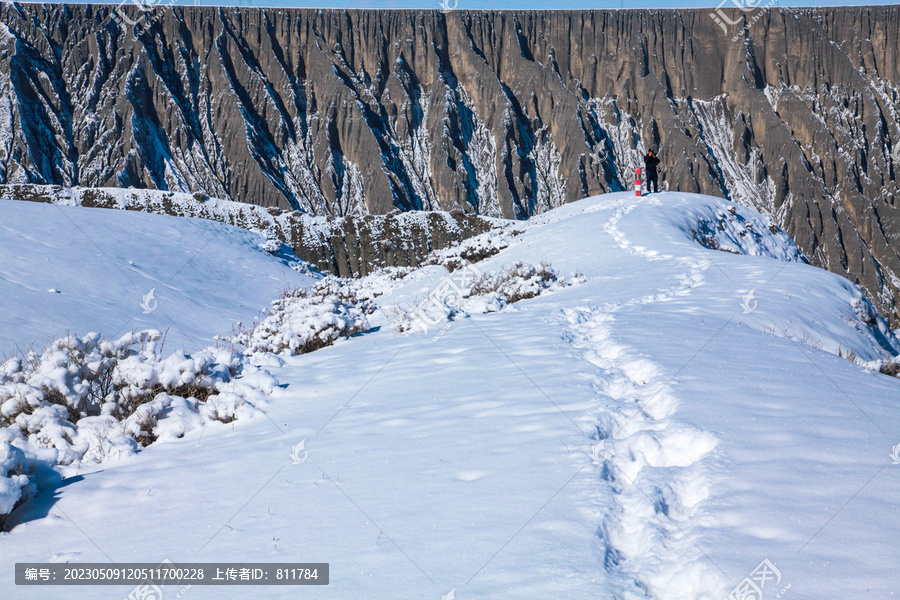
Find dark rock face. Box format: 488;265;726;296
1;5;899;321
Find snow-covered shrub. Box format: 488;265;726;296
386;304;422;335
259;227;282;253
0;442;39;531
879;360;900;378
289;260;319;276
389;261;581;333
328;268;414;301
0;331;268;468
686;204;806;263
234;278;374;356
426;231;511;272
851;298;877;325
387;292;469;335
0;331;235;426
465;261;564;304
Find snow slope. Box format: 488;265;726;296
1;192;899;600
0;199;314;355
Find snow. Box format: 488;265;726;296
0;325;282;476
233;279;374;356
0;442;37;516
452;85;501;217
0;199;315;354
1;192;899;599
685;96;777;215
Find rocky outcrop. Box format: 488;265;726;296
1;5;899;321
0;183;496;276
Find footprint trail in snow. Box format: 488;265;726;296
564;198;726;599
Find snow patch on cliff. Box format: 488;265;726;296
687;96;777;215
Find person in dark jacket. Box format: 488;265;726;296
643;149;660;194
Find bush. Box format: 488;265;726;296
259;227;283;253
0;442;38;531
0;274;383;528
389;260;581;333
0;329;278;529
0;331;270;468
879;361;900;378
465;260;561;304
425;231;511;272
233;278;374;356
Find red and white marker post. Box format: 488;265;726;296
635;167;642;197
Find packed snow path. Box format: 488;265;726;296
560;198;723;596
1;193;899;599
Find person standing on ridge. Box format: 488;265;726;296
643;149;660;194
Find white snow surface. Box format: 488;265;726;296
1;192;899;600
0;199;315;355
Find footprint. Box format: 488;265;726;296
560;199;724;598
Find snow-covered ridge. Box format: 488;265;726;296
465;192;899;597
0;191;898;599
593;195;896;364
0;197;319;355
669;198;806;263
0;183;499;277
0;183;459;239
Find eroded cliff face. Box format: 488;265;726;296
1;5;899;321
